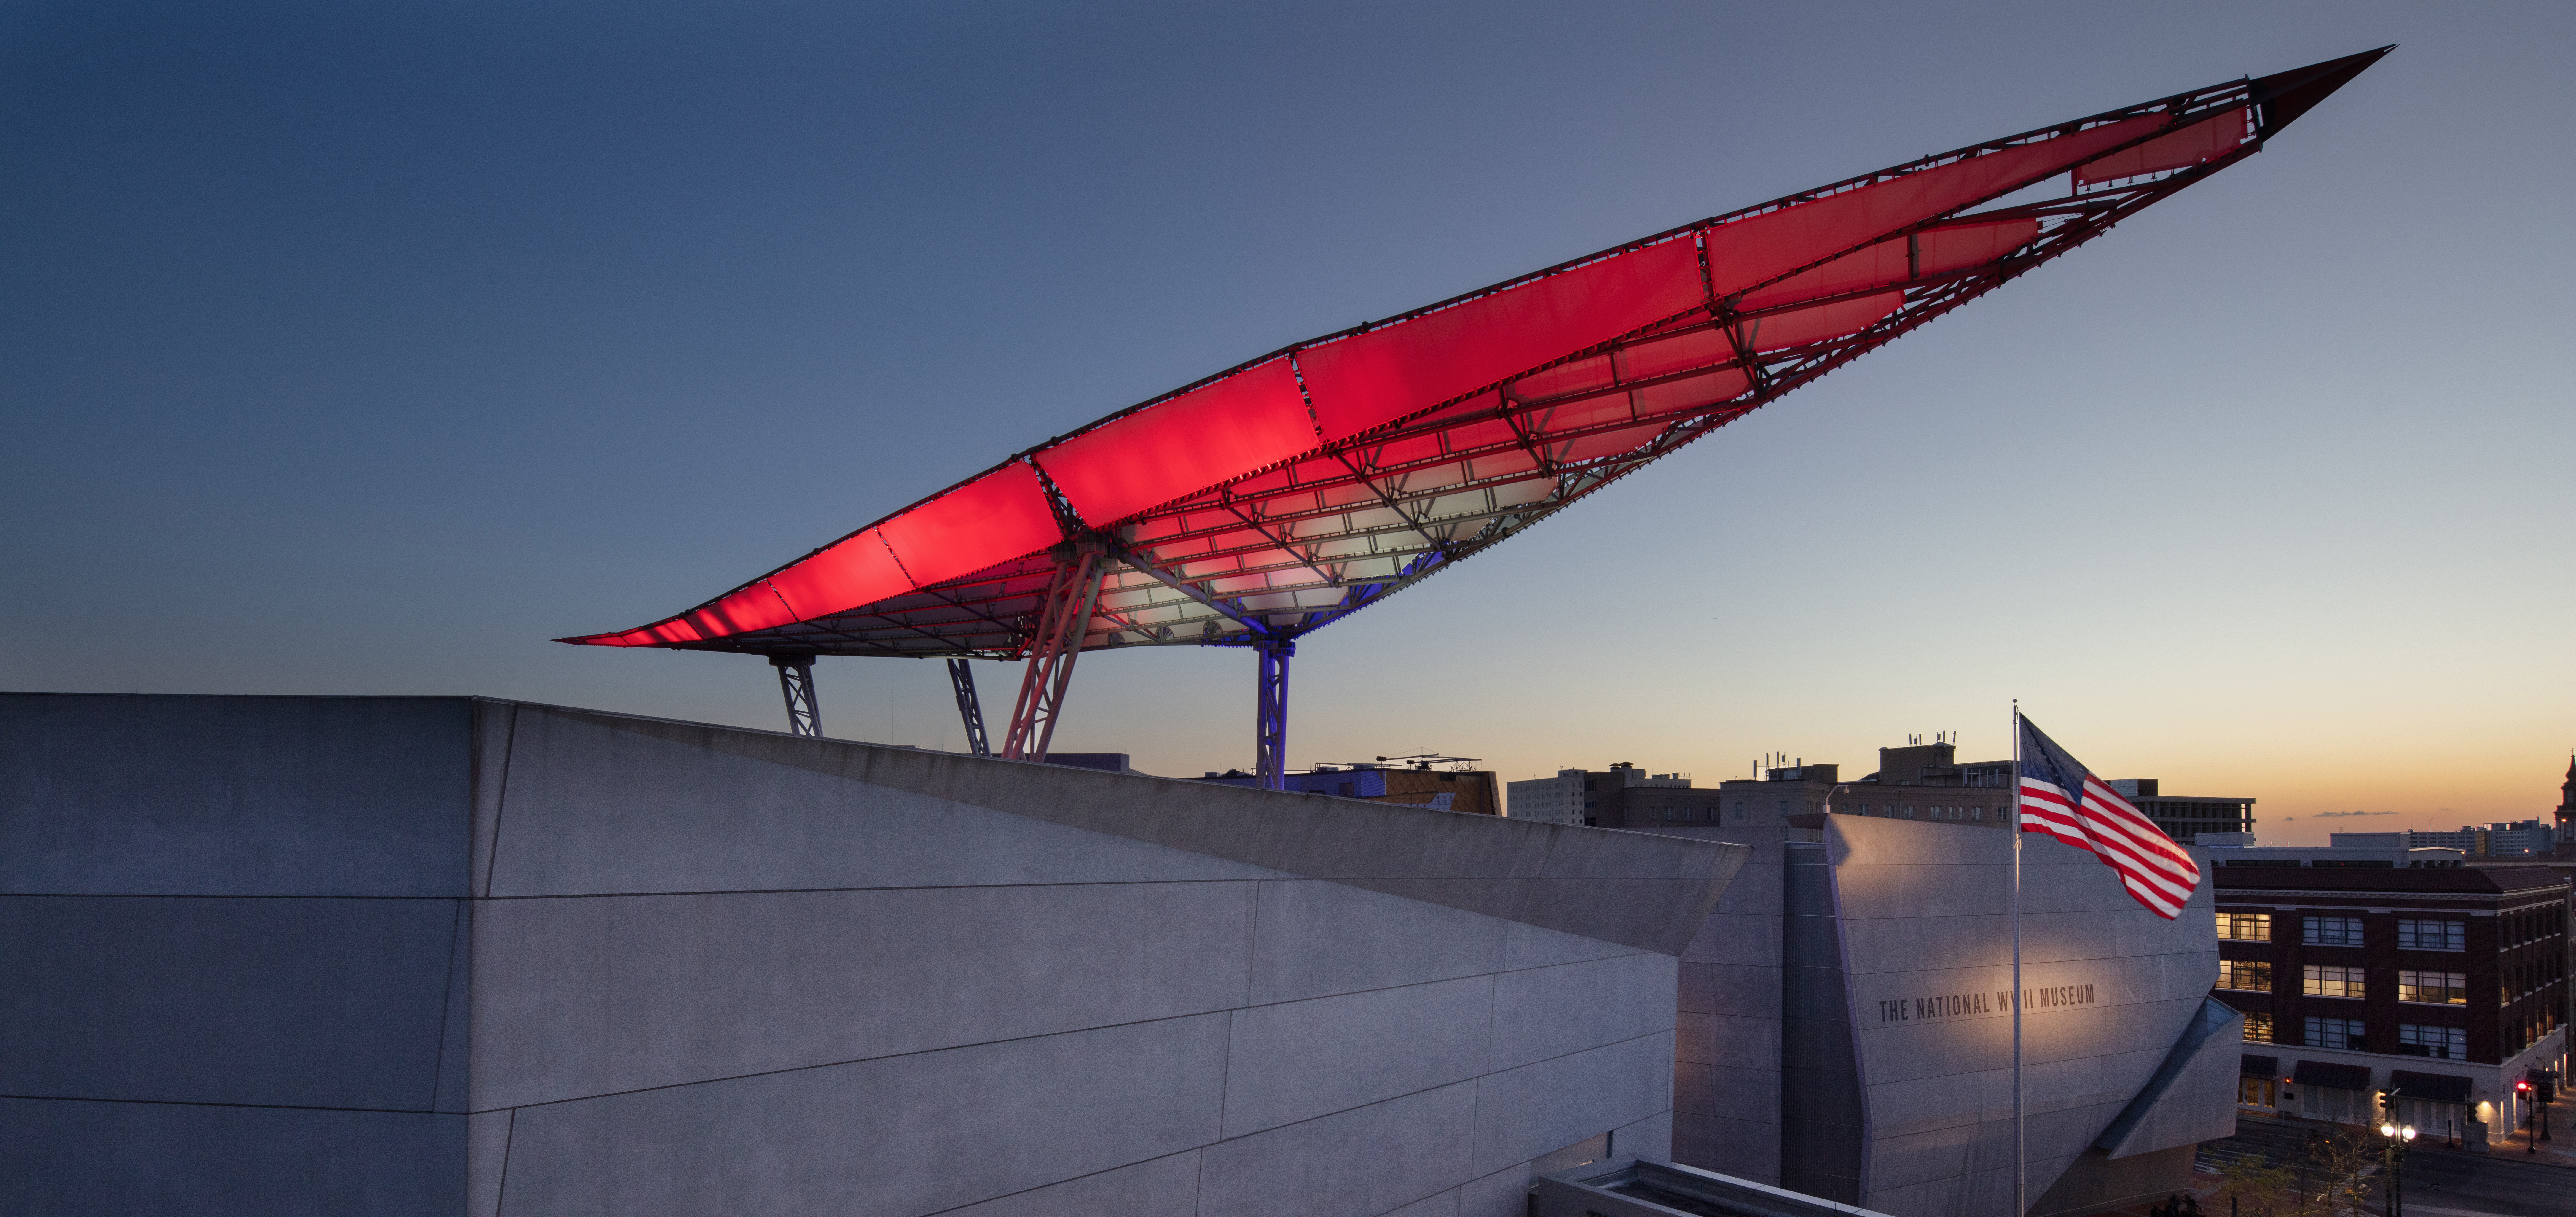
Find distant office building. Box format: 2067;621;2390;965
1721;742;2011;829
2106;778;2257;841
1718;741;2254;842
1201;755;1501;814
2406;822;2559;858
1640;808;2234;1216
1508;763;1713;827
2197;832;2467;868
4;695;1737;1216
2204;838;2572;1148
2406;827;2485;854
2482;820;2553;855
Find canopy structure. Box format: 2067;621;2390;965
564;50;2387;780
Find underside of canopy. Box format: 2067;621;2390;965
563;50;2387;663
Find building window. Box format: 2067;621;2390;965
1903;806;1915;819
2304;916;2366;946
2303;964;2365;999
2244;1012;2274;1043
2397;919;2465;952
2398;970;2467;1005
2218;960;2273;991
2218;913;2273;942
2397;1024;2466;1060
2304;1016;2367;1051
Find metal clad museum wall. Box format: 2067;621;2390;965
1668;814;2232;1217
0;694;1743;1217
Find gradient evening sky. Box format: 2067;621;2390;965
5;2;2568;842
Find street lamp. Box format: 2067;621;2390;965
2376;1122;2414;1217
2538;1069;2557;1143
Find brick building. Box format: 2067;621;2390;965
2209;861;2571;1146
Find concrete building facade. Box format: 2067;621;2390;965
0;694;1746;1217
1645;804;2233;1217
2406;821;2560;858
1508;764;1713;828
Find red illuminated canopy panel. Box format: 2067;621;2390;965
563;50;2387;659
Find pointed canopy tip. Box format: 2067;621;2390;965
2251;45;2394;141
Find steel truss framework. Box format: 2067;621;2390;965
1000;542;1104;761
565;52;2384;773
946;657;991;756
770;652;822;739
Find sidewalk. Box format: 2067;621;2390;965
2490;1088;2576;1169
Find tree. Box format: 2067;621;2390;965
2214;1158;2301;1217
2306;1129;2380;1217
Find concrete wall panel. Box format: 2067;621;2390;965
0;894;456;1109
1458;1163;1539;1217
1379;1188;1463;1217
489;710;1275;896
470;701;514;898
471;881;1257;1108
932;1149;1204;1217
581;708;1745;956
0;694;471;897
1220;975;1496;1138
1676;1112;1780;1183
1505;919;1646;971
1196;1080;1480;1217
1677;1012;1783;1073
0;1097;463;1217
1612;1108;1674;1161
1491;953;1675;1073
498;1013;1230;1217
8;696;1744;1216
1471;1032;1674;1178
1684;911;1782;967
1246;879;1507;1006
467;1111;511;1217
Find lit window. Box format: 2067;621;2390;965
2218;960;2272;991
2243;1012;2274;1043
2397;1024;2465;1060
2218;913;2272;942
2302;965;2365;999
2303;916;2365;946
2397;919;2465;951
2304;1016;2366;1050
2397;970;2466;1005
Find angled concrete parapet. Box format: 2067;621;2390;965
0;694;1745;1217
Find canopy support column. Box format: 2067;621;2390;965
1001;542;1103;763
1255;637;1294;790
769;652;822;738
947;658;991;757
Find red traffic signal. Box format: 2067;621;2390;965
2516;1080;2534;1093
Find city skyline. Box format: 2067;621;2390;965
4;3;2567;847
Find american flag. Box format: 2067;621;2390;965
2016;714;2202;919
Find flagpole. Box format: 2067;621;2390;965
2011;699;2025;1217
